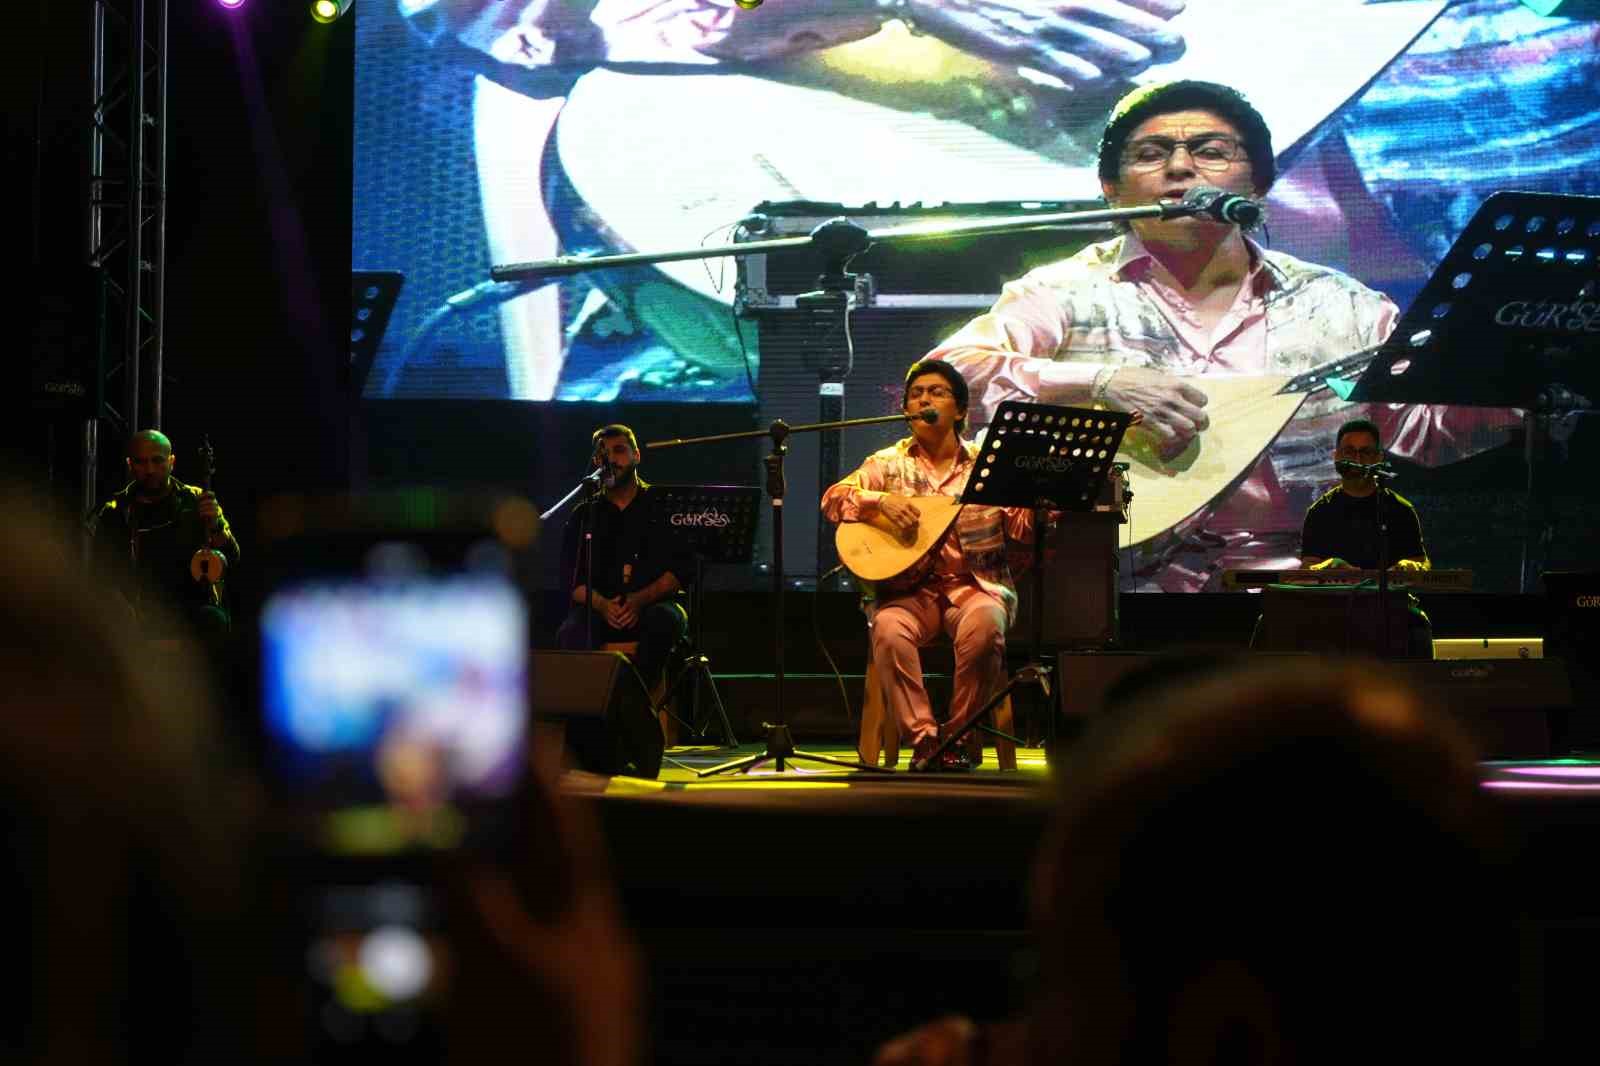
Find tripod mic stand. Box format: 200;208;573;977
647;412;937;776
657;554;739;746
914;400;1134;772
646;484;762;748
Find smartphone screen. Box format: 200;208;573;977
262;574;527;853
260;571;527;1060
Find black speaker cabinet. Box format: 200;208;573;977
1056;652;1571;759
1544;570;1600;705
1390;658;1574;759
1253;584;1414;658
1012;513;1121;650
531;650;662;778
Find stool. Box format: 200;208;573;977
600;642;676;745
859;644;1017;770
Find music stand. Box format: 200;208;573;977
914;401;1134;771
1345;191;1600;591
350;271;404;397
649;484;762;747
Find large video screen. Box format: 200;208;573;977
355;0;1599;590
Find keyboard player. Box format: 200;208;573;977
1301;418;1430;574
1295;418;1433;656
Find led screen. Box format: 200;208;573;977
355;0;1599;591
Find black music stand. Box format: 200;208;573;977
350;270;404;397
914;401;1134;771
649;484;762;747
1345;191;1600;592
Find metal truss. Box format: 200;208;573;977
86;0;168;512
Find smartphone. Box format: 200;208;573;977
260;568;528;1060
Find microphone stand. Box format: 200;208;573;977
1339;459;1400;656
647;411;932;777
488;199;1215;286
543;466;608;650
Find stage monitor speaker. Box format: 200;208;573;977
531;650;662;778
1389;659;1573;759
1057;651;1316;719
1058;652;1570;759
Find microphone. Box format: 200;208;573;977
908;409;940;424
1180;186;1264;228
1335;459;1395;479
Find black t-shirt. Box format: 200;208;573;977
1300;487;1428;570
559;482;689;603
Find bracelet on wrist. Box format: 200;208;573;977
1090;367;1117;408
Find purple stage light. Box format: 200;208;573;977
217;0;246;9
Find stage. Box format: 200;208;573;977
558;738;1600;1065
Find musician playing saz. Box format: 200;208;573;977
928;79;1517;591
821;360;1040;772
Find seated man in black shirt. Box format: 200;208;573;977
1299;417;1432;656
556;424;688;692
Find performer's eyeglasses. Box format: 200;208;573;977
1337;445;1383;460
1122;135;1247;173
906;385;955;400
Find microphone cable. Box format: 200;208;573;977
811;563;858;725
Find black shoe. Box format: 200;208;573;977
910;735;942;772
963;729;984;768
938;739;977;772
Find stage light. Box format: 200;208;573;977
310;0;354;23
733;0;763;8
217;0;246;9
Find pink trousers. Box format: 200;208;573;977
869;576;1007;745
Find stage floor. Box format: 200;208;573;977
557;741;1600;1065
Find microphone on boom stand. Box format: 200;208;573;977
1334;459;1398;480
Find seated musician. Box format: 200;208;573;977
556;424;689;693
820;360;1040;772
1299;417;1433;656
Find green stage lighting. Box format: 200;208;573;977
311;0;354;23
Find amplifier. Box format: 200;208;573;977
1389;659;1574;759
1432;637;1544;660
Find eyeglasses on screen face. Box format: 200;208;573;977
1122;135;1248;172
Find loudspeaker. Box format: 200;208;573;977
1012;513;1121;649
1253;584;1415;658
1056;651;1157;720
1057;651;1571;759
1545;571;1600;748
1390;658;1573;759
531;650;663;778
